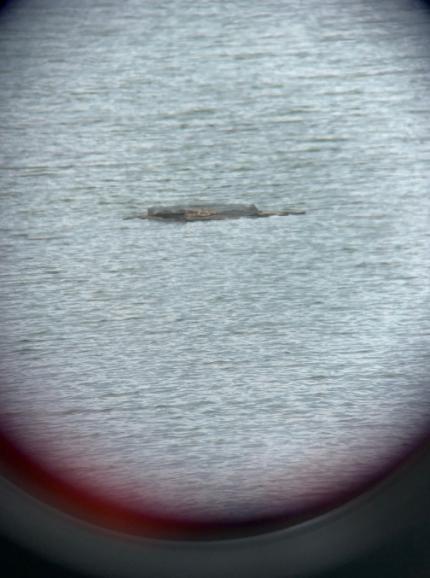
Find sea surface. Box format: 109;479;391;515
1;0;430;521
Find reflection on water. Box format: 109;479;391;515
0;0;430;520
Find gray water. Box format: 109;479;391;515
1;0;430;521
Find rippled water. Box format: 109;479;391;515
1;0;430;520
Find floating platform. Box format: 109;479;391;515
130;203;306;222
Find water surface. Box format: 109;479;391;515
1;0;430;520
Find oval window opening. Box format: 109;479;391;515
1;0;430;538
